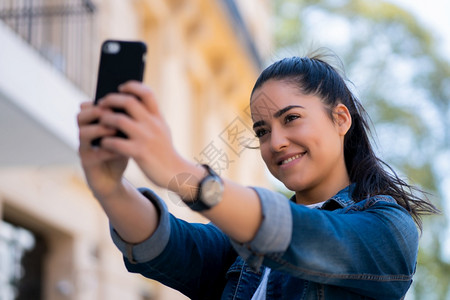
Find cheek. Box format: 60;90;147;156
259;144;270;164
259;143;278;172
308;120;340;147
312;127;343;161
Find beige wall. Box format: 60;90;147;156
0;0;273;299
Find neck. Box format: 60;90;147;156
295;172;350;205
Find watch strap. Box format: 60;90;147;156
185;165;221;212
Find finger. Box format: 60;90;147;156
79;125;117;150
80;101;94;109
79;145;124;165
97;93;156;127
100;135;138;158
77;104;105;126
97;93;144;118
118;81;160;115
98;110;142;137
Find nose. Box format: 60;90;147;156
269;126;289;152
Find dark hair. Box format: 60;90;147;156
251;50;439;230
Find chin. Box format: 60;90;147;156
282;179;306;193
271;170;309;192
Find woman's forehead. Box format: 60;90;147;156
250;82;322;116
250;89;281;120
251;80;296;105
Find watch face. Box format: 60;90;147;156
202;177;224;206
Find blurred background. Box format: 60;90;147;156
0;0;448;299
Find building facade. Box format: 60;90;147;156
0;0;272;299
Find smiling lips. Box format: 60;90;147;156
279;152;306;165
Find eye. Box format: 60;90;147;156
284;114;300;124
254;128;269;138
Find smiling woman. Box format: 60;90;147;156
251;83;351;204
249;54;438;223
77;50;438;299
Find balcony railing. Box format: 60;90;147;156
0;0;96;95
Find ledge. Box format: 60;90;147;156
0;21;86;166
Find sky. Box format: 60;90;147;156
389;0;450;58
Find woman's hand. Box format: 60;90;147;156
95;81;191;189
78;86;162;243
77;100;129;199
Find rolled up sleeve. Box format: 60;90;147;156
110;188;171;263
230;187;292;268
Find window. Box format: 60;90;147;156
0;220;47;300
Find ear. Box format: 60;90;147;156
333;104;352;136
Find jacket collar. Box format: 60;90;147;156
321;183;356;211
289;183;356;211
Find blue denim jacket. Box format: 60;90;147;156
111;185;418;299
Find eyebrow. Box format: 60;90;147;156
252;105;304;129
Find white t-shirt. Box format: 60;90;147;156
250;201;326;299
251;267;271;300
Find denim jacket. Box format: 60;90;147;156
111;185;418;299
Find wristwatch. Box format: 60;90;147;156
185;164;224;212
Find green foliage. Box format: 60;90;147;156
272;0;450;298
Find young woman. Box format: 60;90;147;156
77;53;437;299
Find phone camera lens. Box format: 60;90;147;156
103;42;121;54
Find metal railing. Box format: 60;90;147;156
0;0;97;95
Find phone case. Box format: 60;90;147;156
94;40;147;103
91;40;147;146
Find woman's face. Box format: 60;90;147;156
250;79;351;202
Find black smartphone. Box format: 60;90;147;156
91;40;147;146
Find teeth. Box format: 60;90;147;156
281;154;302;165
